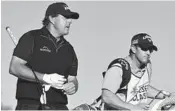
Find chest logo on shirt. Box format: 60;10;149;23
40;46;51;53
131;85;148;102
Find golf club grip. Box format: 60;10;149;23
6;26;18;45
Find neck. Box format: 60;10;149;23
46;24;61;41
129;54;145;69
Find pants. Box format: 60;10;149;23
16;99;68;110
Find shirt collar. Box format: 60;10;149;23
125;56;147;74
40;26;68;45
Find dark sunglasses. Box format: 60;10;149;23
140;47;154;53
135;45;154;53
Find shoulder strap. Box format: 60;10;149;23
93;58;132;105
105;58;131;88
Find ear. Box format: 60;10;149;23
131;45;137;54
48;15;55;24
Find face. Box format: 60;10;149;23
51;14;72;36
134;45;153;64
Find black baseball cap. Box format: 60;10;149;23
131;33;158;51
45;2;79;19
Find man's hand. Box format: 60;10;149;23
62;82;76;95
161;90;171;98
43;73;67;90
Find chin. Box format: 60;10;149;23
142;60;149;65
64;32;69;35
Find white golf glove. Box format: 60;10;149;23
43;74;66;91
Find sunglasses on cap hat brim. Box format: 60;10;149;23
136;44;158;52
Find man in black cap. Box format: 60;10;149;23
9;2;79;110
101;33;171;110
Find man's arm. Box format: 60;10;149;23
9;56;66;87
9;56;46;83
62;48;78;95
102;89;136;110
68;75;78;92
147;85;170;99
63;75;78;95
9;31;46;83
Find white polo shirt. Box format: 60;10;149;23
102;56;151;105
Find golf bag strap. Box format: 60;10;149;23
96;95;101;102
91;95;102;106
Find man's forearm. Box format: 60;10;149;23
102;89;134;110
68;76;78;93
9;62;46;84
147;85;165;99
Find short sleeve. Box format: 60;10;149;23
102;63;123;93
68;48;78;76
13;32;34;61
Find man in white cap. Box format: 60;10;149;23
101;33;171;110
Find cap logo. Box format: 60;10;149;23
64;5;69;10
143;36;152;42
132;39;138;44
